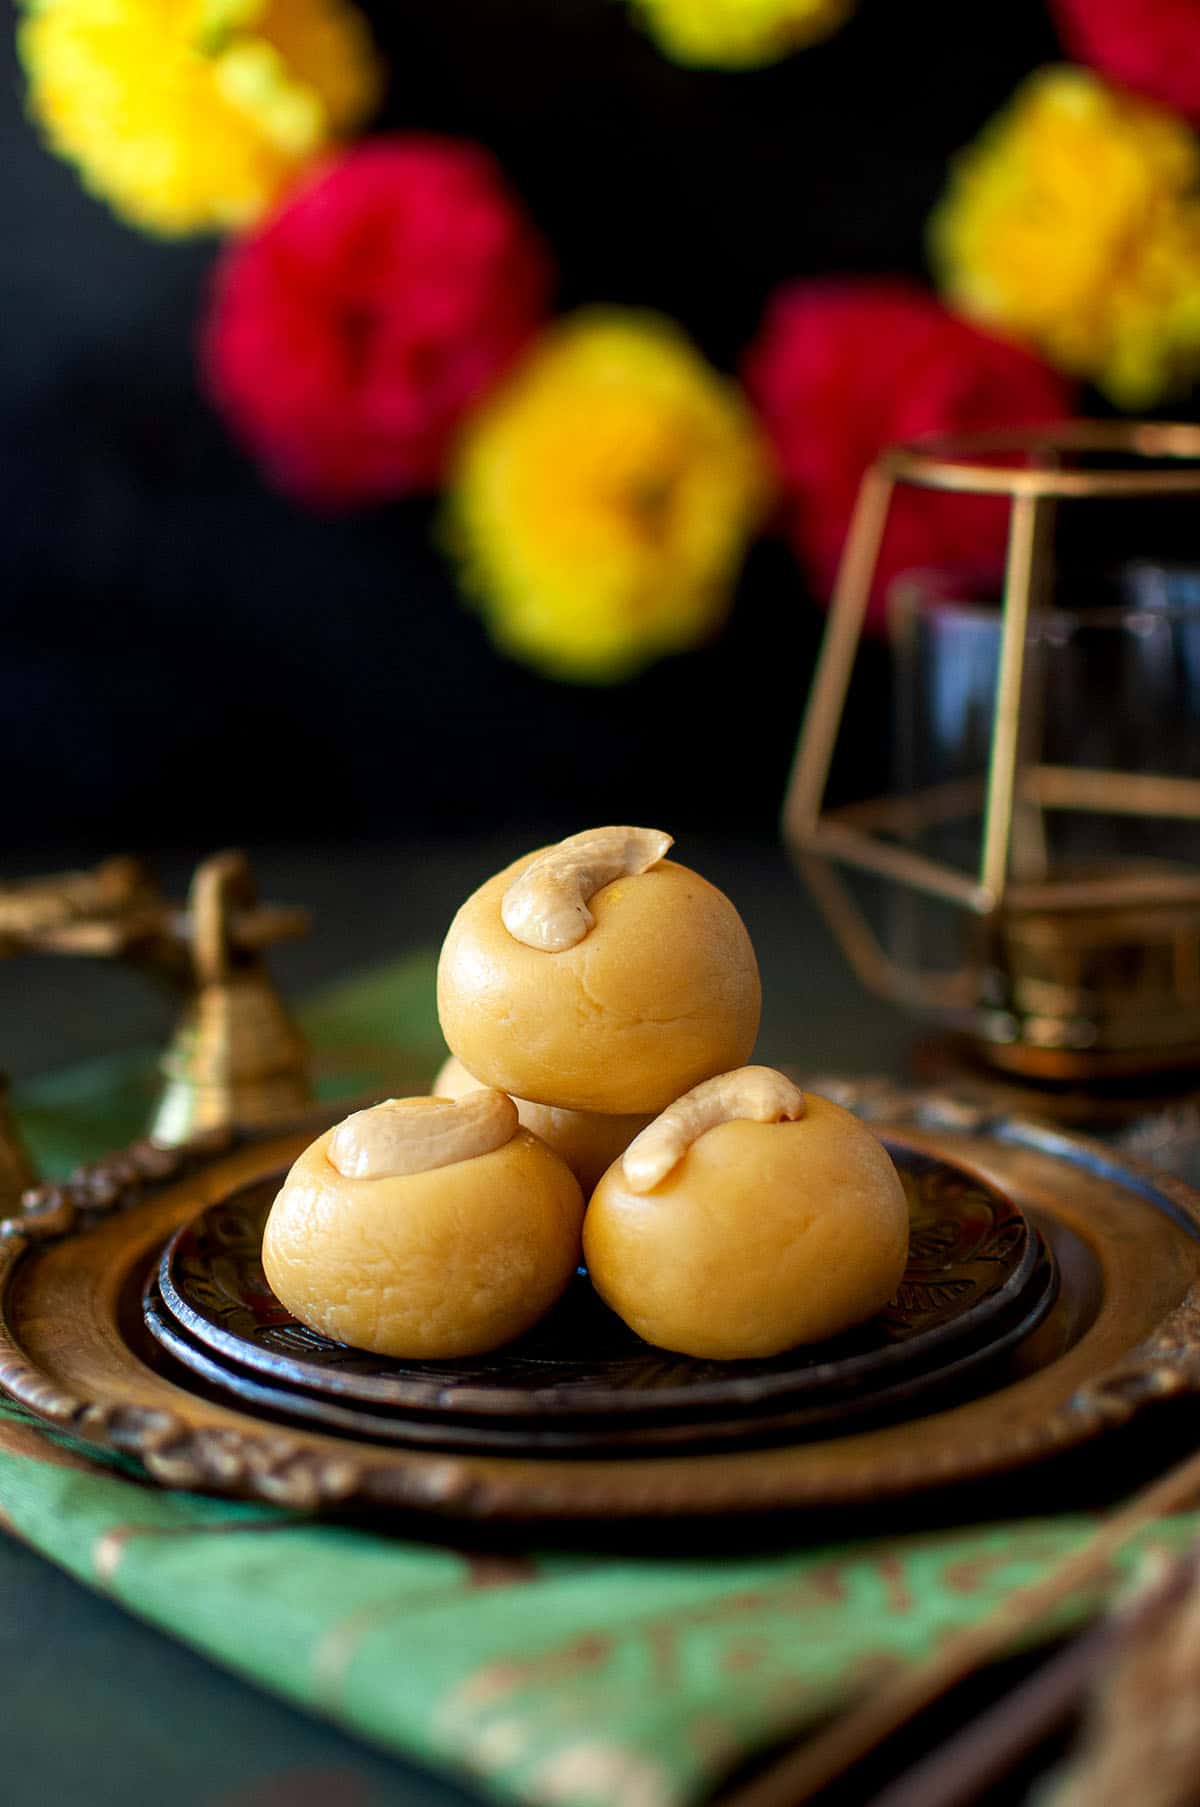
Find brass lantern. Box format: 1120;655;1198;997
783;423;1200;1079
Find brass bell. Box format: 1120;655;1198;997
151;851;313;1144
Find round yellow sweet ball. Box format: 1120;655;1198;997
583;1094;910;1359
262;1124;584;1359
437;851;761;1114
433;1054;653;1195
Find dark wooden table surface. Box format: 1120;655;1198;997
0;836;995;1807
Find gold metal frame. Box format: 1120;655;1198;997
782;422;1200;1073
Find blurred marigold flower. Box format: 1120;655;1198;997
743;279;1073;629
446;310;774;683
18;0;383;236
202;136;553;504
1051;0;1200;128
627;0;852;69
930;67;1200;409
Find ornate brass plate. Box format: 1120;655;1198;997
1;1085;1199;1521
149;1147;1042;1427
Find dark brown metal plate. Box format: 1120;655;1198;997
152;1145;1038;1424
142;1242;1058;1453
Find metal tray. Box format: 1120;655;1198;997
1;1084;1198;1522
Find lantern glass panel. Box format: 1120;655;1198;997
879;565;1200;1060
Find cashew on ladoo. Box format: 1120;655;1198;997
328;1090;518;1180
501;825;673;952
622;1067;807;1193
265;1088;582;1359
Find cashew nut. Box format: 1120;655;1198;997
328;1090;518;1180
501;826;673;952
621;1066;806;1193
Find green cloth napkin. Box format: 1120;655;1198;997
1;951;1195;1807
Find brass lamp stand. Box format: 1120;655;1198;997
0;851;312;1209
784;421;1200;1081
0;1081;34;1213
0;857;163;1211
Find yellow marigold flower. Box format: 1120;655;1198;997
930;66;1200;409
627;0;852;68
19;0;383;236
447;311;773;684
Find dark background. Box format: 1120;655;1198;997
1;0;1065;852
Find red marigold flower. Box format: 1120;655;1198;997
202;135;554;506
1051;0;1200;125
742;280;1074;629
